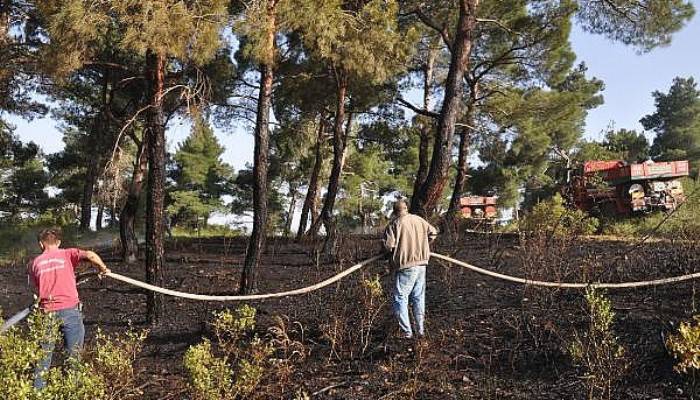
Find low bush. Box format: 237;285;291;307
519;193;599;237
183;305;273;400
666;317;700;396
568;289;629;400
318;273;387;360
0;310;146;400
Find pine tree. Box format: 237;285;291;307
0;135;49;220
37;0;229;322
285;0;416;242
603;128;650;162
234;0;281;294
641;77;700;169
403;0;694;216
169;117;234;228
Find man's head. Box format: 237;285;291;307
37;227;62;251
392;199;409;217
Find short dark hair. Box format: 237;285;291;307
38;227;62;245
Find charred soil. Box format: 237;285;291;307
1;233;698;399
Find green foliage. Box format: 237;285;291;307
38;0;228;75
337;142;398;232
519;193;599;236
575;0;694;51
0;311;146;400
568;289;629;400
603;128;650;162
184;340;235;400
169;117;234;228
0;134;50;220
184;305;273;400
283;0;417;83
476;64;604;208
171;224;242;239
667;317;700;374
0;312;56;400
86;329;148;399
641;77;700;172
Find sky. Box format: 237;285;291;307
7;7;700;169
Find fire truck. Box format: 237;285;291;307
563;160;689;216
459;196;498;220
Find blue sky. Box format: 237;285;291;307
7;8;700;167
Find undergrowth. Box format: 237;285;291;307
0;310;146;400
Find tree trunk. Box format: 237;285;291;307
308;76;348;238
411;46;437;203
448;87;478;217
411;0;479;217
145;51;166;324
284;184;298;237
96;204;104;231
241;59;274;294
311;189;320;228
80;158;97;231
297;117;325;238
120;133;148;264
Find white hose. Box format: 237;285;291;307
105;254;384;301
102;252;700;302
430;252;700;289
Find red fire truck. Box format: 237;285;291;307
564;160;689;216
459;196;498;220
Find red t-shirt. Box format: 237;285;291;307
28;248;83;312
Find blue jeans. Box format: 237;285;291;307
393;265;426;338
34;306;85;389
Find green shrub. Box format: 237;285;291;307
86;329;148;400
519;193;599;237
0;310;146;400
183;340;235;400
184;306;273;400
667;317;700;374
568;289;629;400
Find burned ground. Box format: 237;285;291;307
1;233;698;399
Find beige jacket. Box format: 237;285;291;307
382;212;438;269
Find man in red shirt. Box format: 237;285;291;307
28;227;111;389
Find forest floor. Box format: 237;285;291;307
1;232;699;399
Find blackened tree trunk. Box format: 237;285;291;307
411;0;479;217
241;61;274;294
96;204;104;231
308;76;348;238
145;51;166;324
284;183;298;236
120;133;148;264
80;158;98;230
297;117;325;238
448;87;478;217
411;47;437;204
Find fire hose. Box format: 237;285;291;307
4;252;700;334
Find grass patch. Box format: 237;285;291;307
172;224;242;239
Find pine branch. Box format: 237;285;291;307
412;8;453;52
396;97;439;119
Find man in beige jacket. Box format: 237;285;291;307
383;200;438;338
